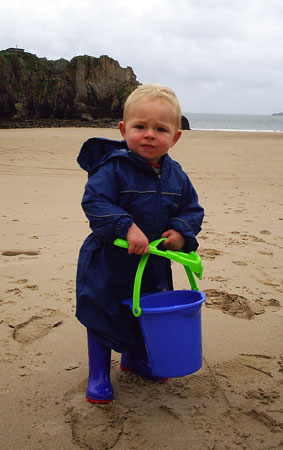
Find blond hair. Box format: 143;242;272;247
123;83;182;129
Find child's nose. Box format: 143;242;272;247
144;128;155;138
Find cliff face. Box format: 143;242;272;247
0;50;139;120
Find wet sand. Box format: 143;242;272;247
0;128;282;449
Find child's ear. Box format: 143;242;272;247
171;130;182;147
119;121;126;138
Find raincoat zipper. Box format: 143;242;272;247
150;175;162;241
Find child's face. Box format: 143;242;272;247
119;99;182;165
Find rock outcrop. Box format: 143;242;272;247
0;49;139;120
181;115;190;130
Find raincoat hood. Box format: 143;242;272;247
77;137;129;176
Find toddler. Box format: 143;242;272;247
76;83;204;403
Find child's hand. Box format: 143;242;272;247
161;229;185;251
126;223;149;255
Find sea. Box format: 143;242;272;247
183;113;283;133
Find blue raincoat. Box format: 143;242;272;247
76;138;204;352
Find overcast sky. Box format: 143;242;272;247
1;0;282;114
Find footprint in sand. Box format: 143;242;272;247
168;370;219;400
244;388;280;405
25;284;39;290
214;354;282;436
205;289;265;319
210;276;227;282
198;248;222;260
258;251;273;256
13;310;63;344
248;234;265;243
228;232;266;245
65;379;126;449
2;250;40;256
65;374;186;450
232;260;248;266
215;354;274;383
261;298;281;311
5;287;22;296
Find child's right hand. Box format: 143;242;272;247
126;223;149;255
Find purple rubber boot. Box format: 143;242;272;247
86;329;114;403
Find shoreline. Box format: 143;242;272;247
2;117;283;133
191;127;283;133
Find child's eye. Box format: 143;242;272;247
135;124;144;129
157;127;167;132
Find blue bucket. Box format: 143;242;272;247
114;238;205;378
123;289;206;378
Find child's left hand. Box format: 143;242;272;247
161;229;185;251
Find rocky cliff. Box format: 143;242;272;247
0;49;139;121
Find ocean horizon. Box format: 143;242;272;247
183;112;283;133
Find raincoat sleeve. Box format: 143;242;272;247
81;161;134;239
168;175;204;252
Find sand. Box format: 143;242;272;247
0;128;282;449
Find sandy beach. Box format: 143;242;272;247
0;127;282;449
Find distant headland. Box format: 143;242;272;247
271;112;283;116
0;48;139;126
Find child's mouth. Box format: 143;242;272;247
142;145;155;150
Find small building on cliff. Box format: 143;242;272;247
5;47;25;53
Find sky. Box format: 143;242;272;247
1;0;282;115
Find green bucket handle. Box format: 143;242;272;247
114;238;204;317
